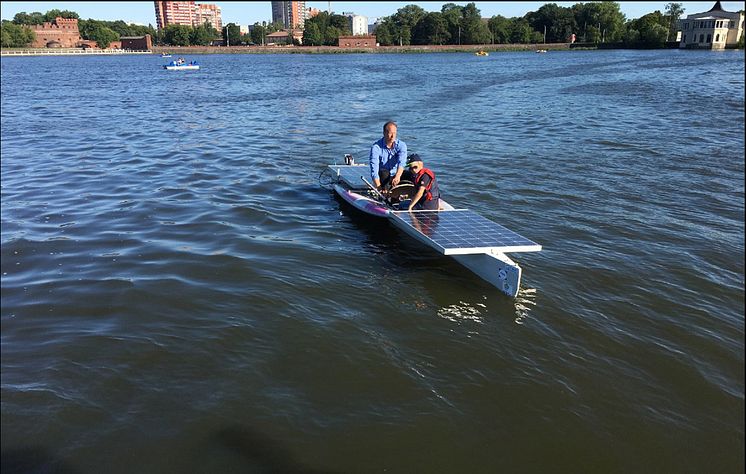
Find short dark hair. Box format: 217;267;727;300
383;121;397;133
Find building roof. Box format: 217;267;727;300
708;1;724;12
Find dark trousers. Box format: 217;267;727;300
379;168;414;189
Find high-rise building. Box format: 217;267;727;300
195;3;222;31
271;1;307;29
154;1;222;31
154;1;195;30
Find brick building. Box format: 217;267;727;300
29;17;83;48
120;35;153;50
338;35;377;48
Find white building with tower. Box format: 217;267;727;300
677;1;744;49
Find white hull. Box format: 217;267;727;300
333;183;525;298
164;65;199;70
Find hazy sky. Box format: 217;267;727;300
1;1;742;26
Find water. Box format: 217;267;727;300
1;50;743;473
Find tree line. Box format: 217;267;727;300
370;2;695;48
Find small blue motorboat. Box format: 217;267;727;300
163;60;199;70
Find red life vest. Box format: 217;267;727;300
415;168;436;201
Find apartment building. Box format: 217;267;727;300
271;1;308;29
154;1;222;31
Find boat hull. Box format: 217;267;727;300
163;65;199;70
333;184;390;217
333;183;524;298
453;251;521;298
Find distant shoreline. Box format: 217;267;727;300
153;43;574;54
1;43;577;57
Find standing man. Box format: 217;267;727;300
369;121;407;191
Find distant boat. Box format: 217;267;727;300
475;50;489;56
163;60;199;70
160;53;172;57
536;49;548;53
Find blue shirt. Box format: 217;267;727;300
369;137;407;183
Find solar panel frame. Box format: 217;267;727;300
390;209;542;255
328;165;370;190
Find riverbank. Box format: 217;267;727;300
0;48;150;56
152;43;572;54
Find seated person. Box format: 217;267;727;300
369;121;407;192
406;154;441;211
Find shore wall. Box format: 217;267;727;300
153;43;572;55
0;48;151;56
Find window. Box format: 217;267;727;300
700;34;704;43
707;34;711;43
683;34;687;43
715;34;720;42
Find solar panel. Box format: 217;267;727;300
328;165;370;189
390;209;542;255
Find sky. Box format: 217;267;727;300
1;1;743;26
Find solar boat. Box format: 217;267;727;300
328;160;541;298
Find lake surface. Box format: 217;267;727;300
1;50;743;473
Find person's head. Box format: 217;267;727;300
383;121;397;143
406;153;423;172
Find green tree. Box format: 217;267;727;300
510;18;533;44
163;24;192;46
441;3;463;44
372;18;395;45
376;4;425;45
624;12;668;47
43;9;79;21
412;12;450;45
460;3;490;44
1;21;36;47
324;25;344;46
664;3;685;41
302;12;349;46
89;26;118;48
224;22;241;45
191;22;213;45
597;1;626;42
250;23;267;45
12;11;44;25
487;15;511;44
527;3;577;43
303;21;322;46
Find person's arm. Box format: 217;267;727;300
369;144;381;187
391;141;408;187
408;187;425;211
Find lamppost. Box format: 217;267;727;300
225;25;229;47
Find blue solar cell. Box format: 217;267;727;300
391;209;541;255
329;165;370;189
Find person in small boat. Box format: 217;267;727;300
406;153;441;211
369;121;407;192
177;57;185;65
